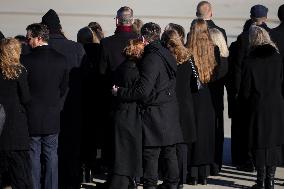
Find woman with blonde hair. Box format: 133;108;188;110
208;27;229;175
239;25;284;189
184;18;226;185
109;38;145;189
0;38;32;188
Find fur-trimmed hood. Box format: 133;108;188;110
249;44;278;58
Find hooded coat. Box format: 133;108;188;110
118;41;183;146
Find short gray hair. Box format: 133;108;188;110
116;6;133;25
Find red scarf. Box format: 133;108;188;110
115;25;132;33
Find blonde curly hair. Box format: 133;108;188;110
161;29;190;64
0;38;23;80
186;19;216;83
123;39;145;60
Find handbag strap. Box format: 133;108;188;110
188;58;199;80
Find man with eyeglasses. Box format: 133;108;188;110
22;23;69;189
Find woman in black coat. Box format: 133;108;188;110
239;26;284;189
209;28;229;174
108;39;144;189
161;29;196;188
77;25;104;182
0;38;32;189
184;19;225;185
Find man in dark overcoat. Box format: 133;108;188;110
270;4;284;185
113;22;183;189
40;9;86;189
22;23;68;189
98;6;138;186
196;1;228;174
271;4;284;56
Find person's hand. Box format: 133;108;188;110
112;85;119;96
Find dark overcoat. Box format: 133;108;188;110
271;23;284;56
21;45;69;135
238;44;284;150
0;68;31;151
112;59;142;177
189;47;225;166
47;33;85;188
98;31;138;168
118;41;183;146
176;61;197;144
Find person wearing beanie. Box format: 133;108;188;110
22;23;69;189
230;4;271;174
98;6;139;189
250;4;270;31
41;8;86;189
271;4;284;56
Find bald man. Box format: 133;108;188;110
196;1;227;41
196;1;228;176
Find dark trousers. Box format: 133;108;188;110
143;145;179;187
188;165;210;179
30;134;58;189
109;174;130;189
212;114;224;172
176;143;187;184
0;151;33;189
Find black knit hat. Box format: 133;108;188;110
41;9;61;32
278;4;284;21
0;31;4;40
250;4;268;18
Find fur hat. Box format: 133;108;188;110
41;9;61;32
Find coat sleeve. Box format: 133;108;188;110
59;68;69;98
17;68;31;105
239;60;251;100
213;46;228;80
99;42;109;75
117;55;160;101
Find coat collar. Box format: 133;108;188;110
144;41;177;73
249;44;278;58
49;33;67;40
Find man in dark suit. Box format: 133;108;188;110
196;1;228;175
41;9;86;188
22;23;68;189
98;6;138;187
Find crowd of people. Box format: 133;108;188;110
0;1;284;189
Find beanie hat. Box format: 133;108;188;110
278;4;284;21
250;5;268;18
41;9;61;32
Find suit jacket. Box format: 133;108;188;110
22;45;68;135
